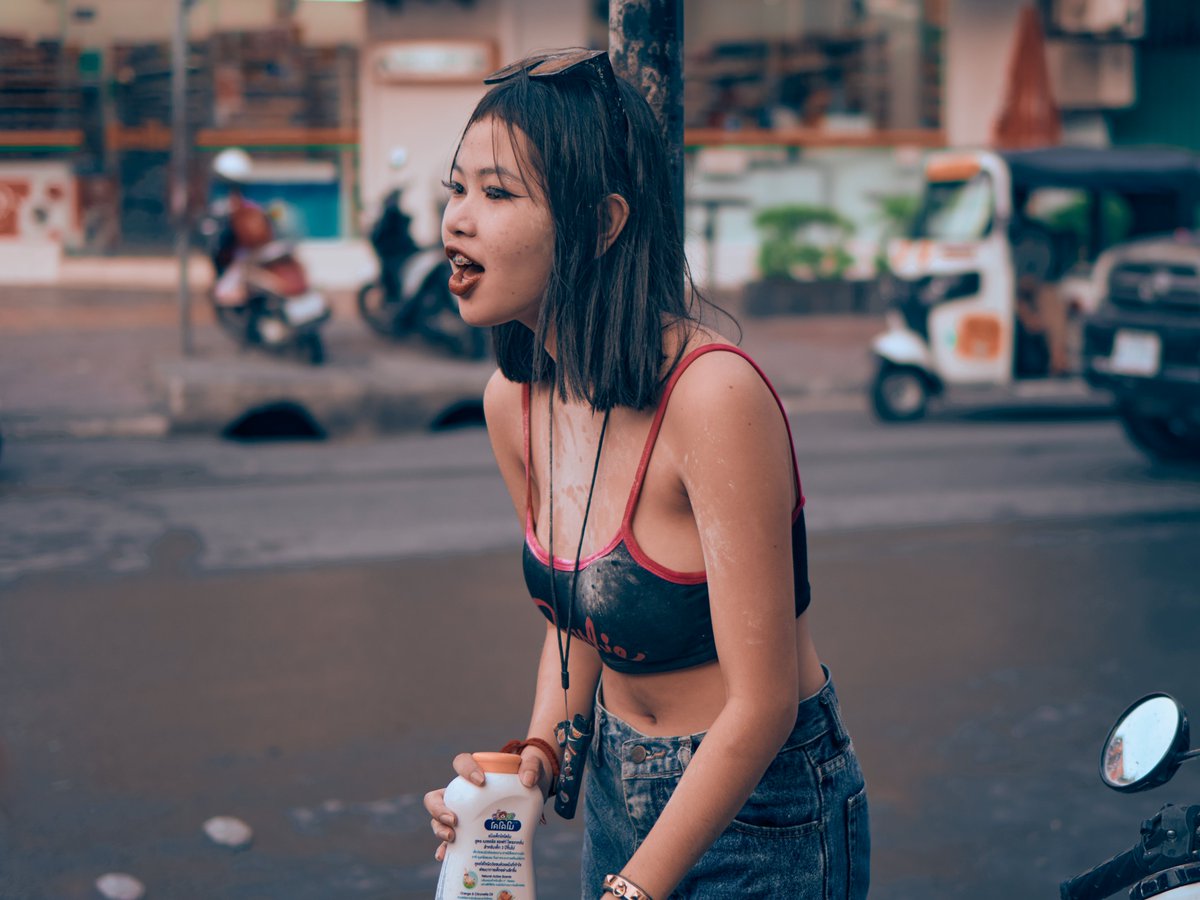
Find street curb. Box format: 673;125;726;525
3;413;171;441
0;386;875;443
156;355;495;437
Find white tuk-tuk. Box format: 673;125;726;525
869;147;1200;421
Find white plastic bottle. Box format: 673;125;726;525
435;751;543;900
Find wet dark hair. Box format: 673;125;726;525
451;51;728;411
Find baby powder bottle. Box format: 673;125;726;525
435;751;543;900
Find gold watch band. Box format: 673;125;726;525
602;873;654;900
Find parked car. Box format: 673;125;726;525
1082;230;1200;462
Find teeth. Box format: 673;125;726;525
452;254;474;267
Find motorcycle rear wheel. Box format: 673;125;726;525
416;286;488;360
215;304;254;344
357;280;408;338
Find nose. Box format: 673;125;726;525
441;193;475;240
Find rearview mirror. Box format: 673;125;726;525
1100;693;1189;793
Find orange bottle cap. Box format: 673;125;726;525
471;752;522;774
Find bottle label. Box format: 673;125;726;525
453;809;528;898
484;810;522;832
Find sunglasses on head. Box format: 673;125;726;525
484;49;628;136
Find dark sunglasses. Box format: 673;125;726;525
484;49;627;136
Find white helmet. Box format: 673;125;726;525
213;147;252;182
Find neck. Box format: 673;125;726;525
540;324;557;363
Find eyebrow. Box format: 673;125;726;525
451;162;520;181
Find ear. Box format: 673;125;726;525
597;193;630;256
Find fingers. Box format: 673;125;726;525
423;788;457;825
430;814;456;844
518;754;542;789
427;752;499;859
519;745;553;795
452;752;486;786
423;787;458;847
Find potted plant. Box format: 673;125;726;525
744;203;858;315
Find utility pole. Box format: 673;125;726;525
609;0;684;233
171;0;196;356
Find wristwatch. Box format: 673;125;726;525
602;873;654;900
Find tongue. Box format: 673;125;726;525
449;264;483;297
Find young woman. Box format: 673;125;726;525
423;49;869;900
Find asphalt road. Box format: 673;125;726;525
3;405;1200;899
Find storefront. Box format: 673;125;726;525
0;0;949;299
0;0;364;270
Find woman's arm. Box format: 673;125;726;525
524;620;602;798
609;353;802;899
480;369;601;793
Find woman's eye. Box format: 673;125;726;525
441;179;464;195
484;186;512;200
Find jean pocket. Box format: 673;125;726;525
624;773;681;845
846;786;870;900
729;745;822;836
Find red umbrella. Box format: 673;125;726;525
992;3;1062;149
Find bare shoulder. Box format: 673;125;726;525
482;368;524;458
661;344;797;511
667;345;781;425
483;366;522;414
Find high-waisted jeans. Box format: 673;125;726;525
580;667;870;899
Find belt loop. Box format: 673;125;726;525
823;686;849;745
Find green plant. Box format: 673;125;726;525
754;203;855;281
1040;194;1133;248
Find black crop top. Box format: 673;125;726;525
521;344;811;674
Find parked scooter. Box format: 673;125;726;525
870;147;1200;422
358;185;487;361
1061;693;1200;900
200;148;331;366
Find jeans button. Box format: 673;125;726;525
630;744;647;763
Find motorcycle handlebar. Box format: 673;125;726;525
1061;845;1150;900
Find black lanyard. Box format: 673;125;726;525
546;386;610;719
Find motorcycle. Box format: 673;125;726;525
1061;693;1200;900
357;188;487;361
201;149;332;367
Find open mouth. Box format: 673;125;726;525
447;250;485;297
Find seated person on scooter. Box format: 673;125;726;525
1011;209;1074;377
370;189;420;301
1016;272;1070;377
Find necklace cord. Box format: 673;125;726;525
547;387;610;722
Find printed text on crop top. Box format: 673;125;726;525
520;344;811;674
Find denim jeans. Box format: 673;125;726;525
580;667;870;899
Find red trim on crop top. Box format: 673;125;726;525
521;344;804;584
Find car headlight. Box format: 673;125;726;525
918;272;981;305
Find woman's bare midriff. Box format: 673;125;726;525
599;617;827;737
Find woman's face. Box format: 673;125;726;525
441;116;554;331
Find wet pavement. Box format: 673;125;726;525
3;410;1200;898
